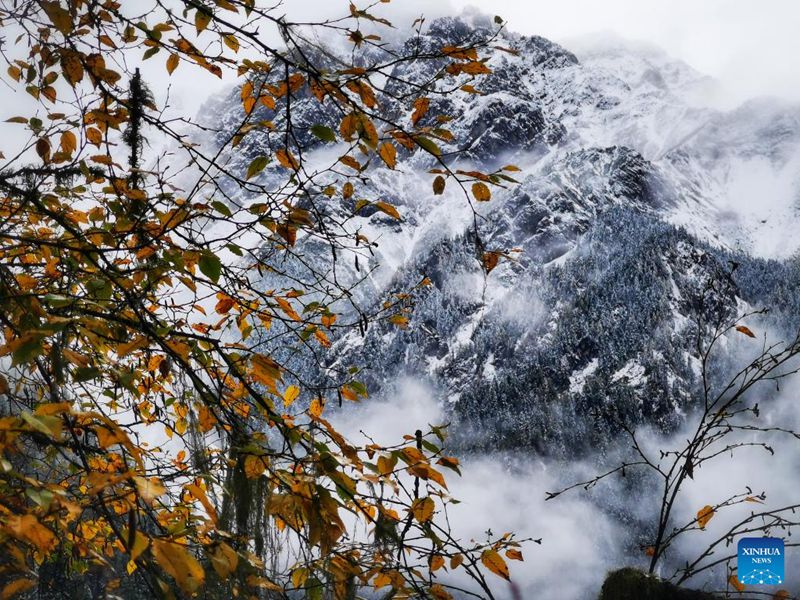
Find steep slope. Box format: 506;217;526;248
198;14;800;455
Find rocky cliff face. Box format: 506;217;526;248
200;14;800;455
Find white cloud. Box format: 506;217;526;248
453;0;800;105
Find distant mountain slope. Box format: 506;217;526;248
199;14;800;454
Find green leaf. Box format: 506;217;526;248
246;155;269;180
12;335;45;365
305;577;324;600
211;200;232;217
73;367;102;383
44;294;72;308
310;125;336;143
414;135;441;156
199;252;222;283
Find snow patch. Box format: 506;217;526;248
569;358;600;394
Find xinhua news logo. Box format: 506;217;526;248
738;537;784;585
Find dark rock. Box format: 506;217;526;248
599;568;720;600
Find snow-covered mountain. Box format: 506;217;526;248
201;14;800;455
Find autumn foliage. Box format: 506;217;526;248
0;1;523;598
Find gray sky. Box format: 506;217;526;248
285;0;800;107
452;0;800;106
3;0;797;151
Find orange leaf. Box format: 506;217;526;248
276;148;299;170
472;182;491;202
208;541;238;578
736;325;756;338
728;575;745;592
59;131;77;155
374;201;401;220
696;505;714;529
430;554;445;572
412;97;429;126
5;514;56;552
1;578;36;599
309;398;323;418
151;539;205;593
378;141;397;169
481;549;510;581
506;549;524;561
166;53;179;75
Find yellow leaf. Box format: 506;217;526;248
283;384;300;407
291;567;309;589
244;454;266;479
696;505;714;529
62;348;89;368
209;542;238;578
429;584;453;600
736;325;756;338
378;141;397;169
389;314;409;329
251;353;281;389
309;398;323;418
223;34;240;52
357;113;379;148
195;9;212;34
133;476;166;503
166;53;179;75
1;579;36;600
373;572;392;589
472;182;491;202
117;336;148;358
411;497;434;523
130;531;149;561
6;514;56;552
377;454;397;476
481;549;510;581
175;417;188;435
151;539;205;594
41;1;72;35
374;201;401;220
450;554;464;569
185;482;219;524
340;113;358;141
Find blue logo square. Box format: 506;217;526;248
738;537;784;585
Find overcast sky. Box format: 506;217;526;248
3;0;798;149
284;0;800;106
452;0;800;106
